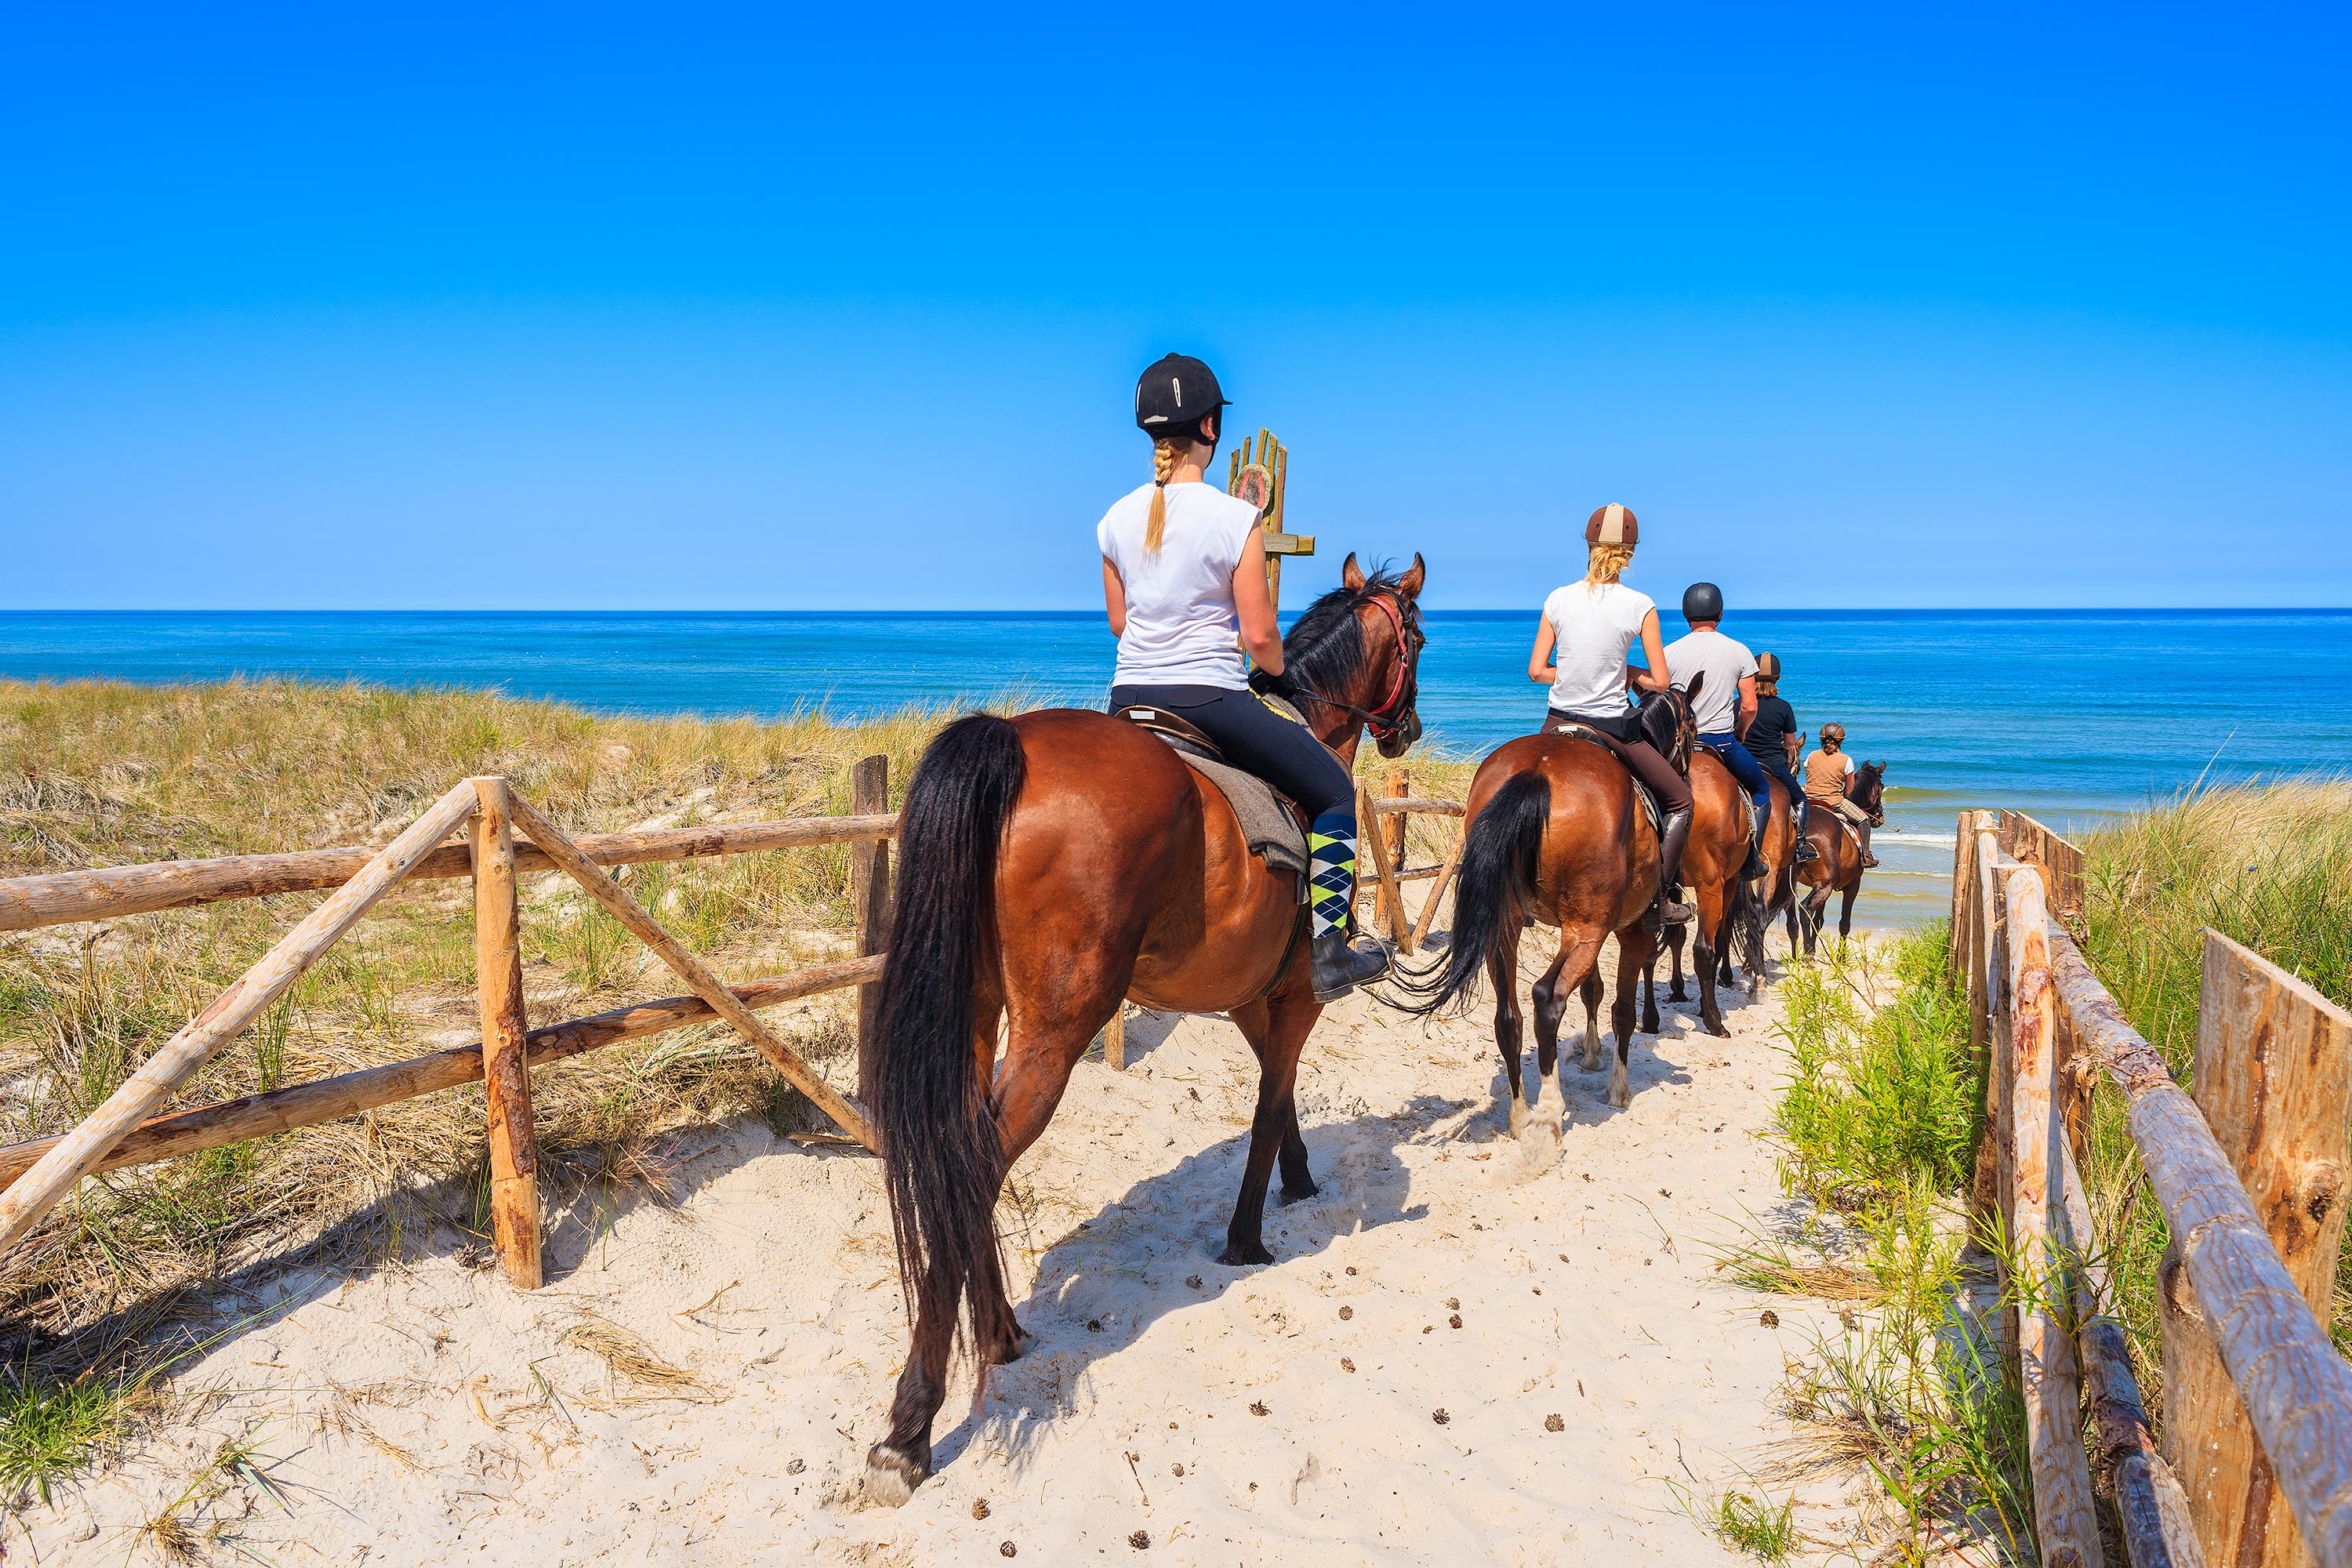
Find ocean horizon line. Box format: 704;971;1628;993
6;606;2350;620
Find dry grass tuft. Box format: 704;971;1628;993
557;1307;707;1396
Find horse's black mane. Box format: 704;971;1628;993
1281;567;1406;700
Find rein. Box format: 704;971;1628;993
1294;591;1418;739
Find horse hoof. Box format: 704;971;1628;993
1709;1022;1731;1039
1277;1179;1320;1207
1218;1240;1276;1266
985;1326;1033;1366
865;1443;930;1507
1507;1098;1529;1138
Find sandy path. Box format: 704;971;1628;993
16;926;1855;1566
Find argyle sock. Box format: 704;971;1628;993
1307;811;1358;938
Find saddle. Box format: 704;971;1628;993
1541;717;1665;839
1114;702;1311;880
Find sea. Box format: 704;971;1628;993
5;609;2348;931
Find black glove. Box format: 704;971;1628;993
1249;666;1299;700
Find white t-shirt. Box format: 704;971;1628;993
1664;628;1759;735
1098;481;1261;689
1541;581;1656;718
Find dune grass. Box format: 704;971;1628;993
1;674;1466;1505
2072;780;2352;1393
1735;779;2352;1562
0;676;971;1504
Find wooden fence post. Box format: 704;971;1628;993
1382;771;1412;951
2161;931;2352;1568
1104;1007;1127;1072
851;756;891;1084
469;778;541;1290
2006;867;2103;1568
1359;786;1408;949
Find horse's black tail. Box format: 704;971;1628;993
866;713;1025;1352
1730;867;1766;978
1391;772;1548;1015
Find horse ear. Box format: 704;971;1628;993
1682;670;1705;706
1398;553;1426;599
1341;552;1366;591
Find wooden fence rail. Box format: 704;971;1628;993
0;767;901;1287
1958;808;2352;1568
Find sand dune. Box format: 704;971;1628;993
16;926;1858;1566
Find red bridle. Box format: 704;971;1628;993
1301;591;1417;739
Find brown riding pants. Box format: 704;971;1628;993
1543;713;1693;814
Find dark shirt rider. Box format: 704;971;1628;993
1741;653;1818;863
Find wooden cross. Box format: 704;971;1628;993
1227;428;1315;612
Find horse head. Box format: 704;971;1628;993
1636;670;1701;774
1852;760;1887;826
1286;552;1428;761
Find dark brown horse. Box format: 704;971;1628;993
1394;681;1699;1128
1791;760;1887;953
861;554;1426;1502
1639;746;1766;1036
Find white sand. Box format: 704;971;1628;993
15;926;1860;1566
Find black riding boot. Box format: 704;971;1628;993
1858;819;1879;869
1647;805;1696;931
1742;793;1770;880
1312;929;1393;1002
1795;801;1820;863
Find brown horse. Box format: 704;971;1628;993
1791;760;1887;954
1639;747;1766;1036
1394;681;1699;1128
861;554;1426;1501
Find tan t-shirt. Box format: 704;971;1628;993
1803;749;1855;802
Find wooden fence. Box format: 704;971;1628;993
1955;808;2352;1568
2;758;1471;1264
0;763;899;1290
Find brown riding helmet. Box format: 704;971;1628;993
1756;652;1782;682
1822;722;1846;746
1584;503;1638;546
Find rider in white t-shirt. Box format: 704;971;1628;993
1099;354;1390;1001
1526;504;1694;928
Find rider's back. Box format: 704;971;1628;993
1098;480;1261;689
1541;580;1654;718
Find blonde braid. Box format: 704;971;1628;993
1144;437;1180;554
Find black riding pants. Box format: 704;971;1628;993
1109;684;1355;818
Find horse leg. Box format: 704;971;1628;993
1221;986;1319;1265
1799;887;1831;956
1640;945;1660;1035
1229;996;1323;1205
1579;970;1605;1071
1489;942;1527;1137
1839;884;1859;941
1610;925;1657;1109
1694;885;1730;1038
1531;932;1599;1132
1667;923;1689;1003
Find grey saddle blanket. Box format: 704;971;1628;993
1123;706;1311;879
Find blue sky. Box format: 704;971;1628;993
3;4;2347;610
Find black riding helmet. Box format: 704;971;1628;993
1135;354;1229;434
1682;582;1724;624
